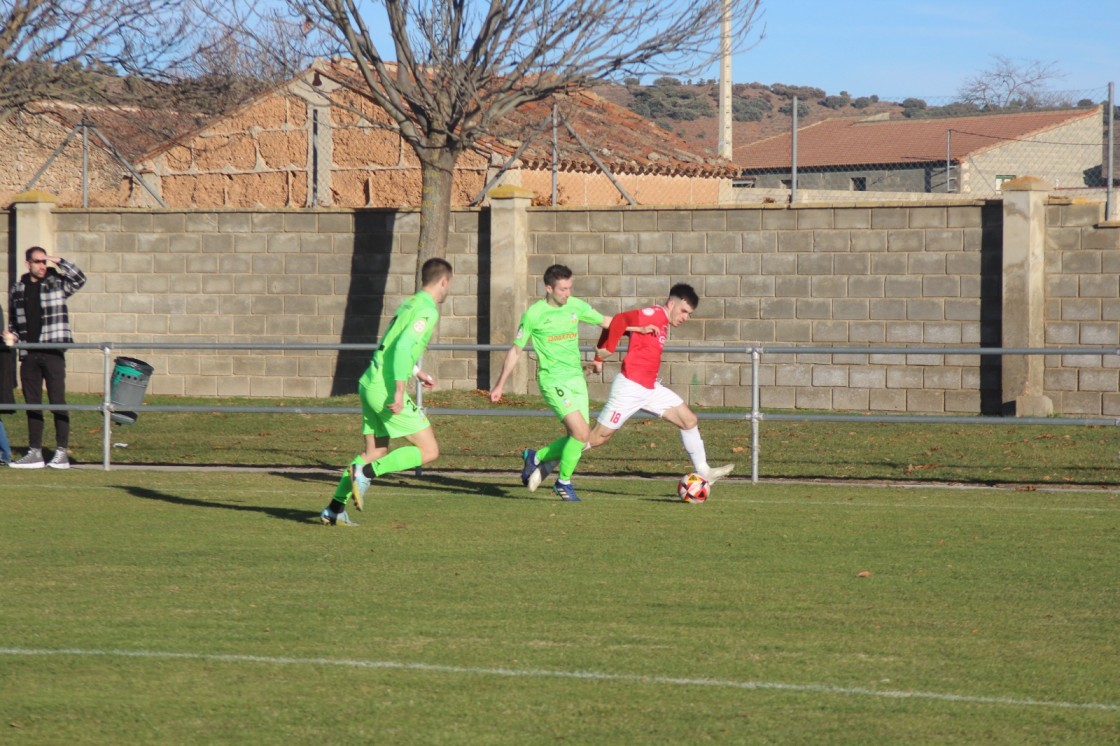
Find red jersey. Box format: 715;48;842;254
597;306;668;389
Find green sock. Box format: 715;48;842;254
536;435;569;464
331;456;367;502
373;445;423;476
557;437;586;481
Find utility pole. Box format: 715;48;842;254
717;0;733;159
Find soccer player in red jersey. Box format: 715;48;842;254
586;283;733;483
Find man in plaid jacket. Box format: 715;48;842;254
7;246;87;469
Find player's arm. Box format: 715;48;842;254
386;307;436;388
596;310;639;360
388;379;408;413
408;313;439;390
489;345;524;402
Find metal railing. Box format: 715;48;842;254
5;341;1120;480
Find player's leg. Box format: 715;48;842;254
587;421;616;449
369;423;438;476
334;379;393;513
333;433;388;513
360;394;434;477
661;397;734;483
588;374;650;449
550;379;592;500
322;380;389;525
524;377;583;492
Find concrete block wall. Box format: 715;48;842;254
48;208;483;398
10;195;1120;416
1043;200;1120;414
527;203;1002;412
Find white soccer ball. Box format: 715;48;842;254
678;473;710;503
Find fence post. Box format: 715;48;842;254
1000;176;1053;417
750;346;760;484
11;189;58;253
487;186;533;393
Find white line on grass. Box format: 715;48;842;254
1;647;1116;712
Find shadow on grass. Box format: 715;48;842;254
268;469;527;500
119;485;318;525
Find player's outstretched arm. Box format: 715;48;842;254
489;346;523;402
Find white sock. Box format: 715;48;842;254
680;427;708;474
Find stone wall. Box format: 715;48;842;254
1042;200;1120;414
47;208;484;397
525;202;1002;412
0;112;127;208
8;192;1120;416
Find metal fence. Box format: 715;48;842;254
6;341;1120;481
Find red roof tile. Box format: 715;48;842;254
735;108;1101;169
316;61;735;178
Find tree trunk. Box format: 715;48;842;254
416;148;459;283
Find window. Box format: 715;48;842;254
732;177;757;189
850;177;867;192
995;174;1017;191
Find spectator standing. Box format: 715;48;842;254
8;246;87;469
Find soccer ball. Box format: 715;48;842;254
678;473;710;503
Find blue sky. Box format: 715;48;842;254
718;0;1118;100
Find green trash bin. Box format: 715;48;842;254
110;357;154;425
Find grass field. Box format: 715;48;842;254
7;390;1120;486
2;468;1117;744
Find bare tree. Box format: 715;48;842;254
291;0;763;269
957;55;1064;110
0;0;201;124
156;6;323;119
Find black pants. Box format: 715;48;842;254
20;350;69;449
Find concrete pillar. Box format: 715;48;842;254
1000;176;1053;416
488;185;533;394
11;189;58;254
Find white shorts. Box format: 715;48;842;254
597;374;684;430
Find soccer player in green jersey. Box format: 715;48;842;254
319;258;453;526
490;264;611;502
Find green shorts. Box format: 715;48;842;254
359;377;430;439
539;374;590;423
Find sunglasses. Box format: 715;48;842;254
29;259;47;264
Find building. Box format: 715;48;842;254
733;107;1104;197
130;61;735;209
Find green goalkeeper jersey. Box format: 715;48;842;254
361;289;440;390
513;297;604;383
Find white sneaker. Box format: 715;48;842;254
701;463;735;483
348;463;370;511
10;448;45;469
48;448;70;470
319;508;359;526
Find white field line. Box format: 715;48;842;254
1;647;1116;713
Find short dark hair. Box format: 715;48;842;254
543;264;572;288
669;282;699;309
25;246;46;261
421;257;453;286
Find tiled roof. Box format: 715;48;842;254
481;88;735;177
735;108;1101;169
316;60;735;178
29;101;202;162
